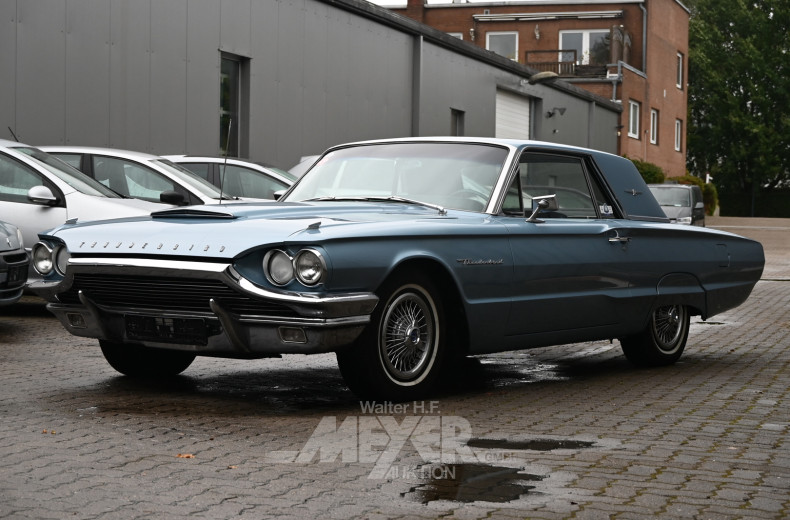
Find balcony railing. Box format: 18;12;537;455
525;50;577;76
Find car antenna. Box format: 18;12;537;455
7;127;19;142
220;118;232;205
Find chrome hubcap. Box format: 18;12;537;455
653;305;685;352
380;291;435;381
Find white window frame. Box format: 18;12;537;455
628;100;640;139
650;109;659;144
448;32;463;40
486;31;518;61
559;29;610;65
676;52;684;89
675;119;683;151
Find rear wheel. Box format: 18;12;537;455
620;304;690;366
100;340;195;377
337;271;446;401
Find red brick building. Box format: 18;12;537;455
391;0;689;178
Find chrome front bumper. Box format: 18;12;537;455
32;257;378;356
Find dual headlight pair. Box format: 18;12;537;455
263;248;326;287
31;242;70;276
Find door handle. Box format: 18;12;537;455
608;230;631;243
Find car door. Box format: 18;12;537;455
0;151;68;250
501;151;637;338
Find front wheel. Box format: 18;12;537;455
100;340;196;377
620;304;690;367
336;271;446;401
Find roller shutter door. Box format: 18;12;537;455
495;89;531;139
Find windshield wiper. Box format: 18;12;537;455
303;196;446;215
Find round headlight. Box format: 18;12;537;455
294;249;325;286
264;249;294;286
55;246;71;275
32;243;54;275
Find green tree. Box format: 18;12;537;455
687;0;790;212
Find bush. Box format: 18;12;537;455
628;157;665;184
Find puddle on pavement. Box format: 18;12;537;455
401;463;543;504
467;438;595;451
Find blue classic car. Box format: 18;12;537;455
30;138;764;400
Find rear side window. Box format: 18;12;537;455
503;152;616;218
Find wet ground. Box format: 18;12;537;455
0;216;788;519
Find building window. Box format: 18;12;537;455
451;109;465;136
560;29;610;65
628;100;640;139
675;119;683;151
650;109;659;144
487;32;518;61
448;32;463;40
220;53;249;157
676;52;684;89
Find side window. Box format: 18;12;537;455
220;165;288;199
0;154;53;204
92;156;176;202
50;153;82;170
178;162;211;181
504;152;614;219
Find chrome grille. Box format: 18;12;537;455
57;274;296;317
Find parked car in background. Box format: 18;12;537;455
288;155;320;178
164;155;294;200
0;140;162;281
39;146;252;206
0;220;28;305
31;137;763;401
648;183;705;226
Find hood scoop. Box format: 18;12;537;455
152;208;237;220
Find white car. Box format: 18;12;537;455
39;146;253;206
164;155;294;200
0;140;163;281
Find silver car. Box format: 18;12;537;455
40;146;252;206
0;140;162;280
164;155;294;200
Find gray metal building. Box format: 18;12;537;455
0;0;622;170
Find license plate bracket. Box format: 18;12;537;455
125;315;211;345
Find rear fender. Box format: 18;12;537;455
655;273;706;318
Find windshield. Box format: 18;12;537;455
283;142;508;212
12;146;122;198
650;187;691;207
153;159;228;199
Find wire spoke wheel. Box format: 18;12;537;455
336;271;446;400
652;304;686;353
380;292;435;381
620;304;690;367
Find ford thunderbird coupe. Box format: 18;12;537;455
30;138;764;400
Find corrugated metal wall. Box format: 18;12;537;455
0;0;620;170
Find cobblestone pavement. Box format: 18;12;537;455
1;217;788;519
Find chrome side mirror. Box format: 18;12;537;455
526;194;558;223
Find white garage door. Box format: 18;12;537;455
495;89;531;139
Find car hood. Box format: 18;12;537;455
0;221;22;251
43;201;476;259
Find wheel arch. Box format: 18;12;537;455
381;257;471;357
655;272;707;318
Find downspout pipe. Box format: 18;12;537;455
639;4;647;72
